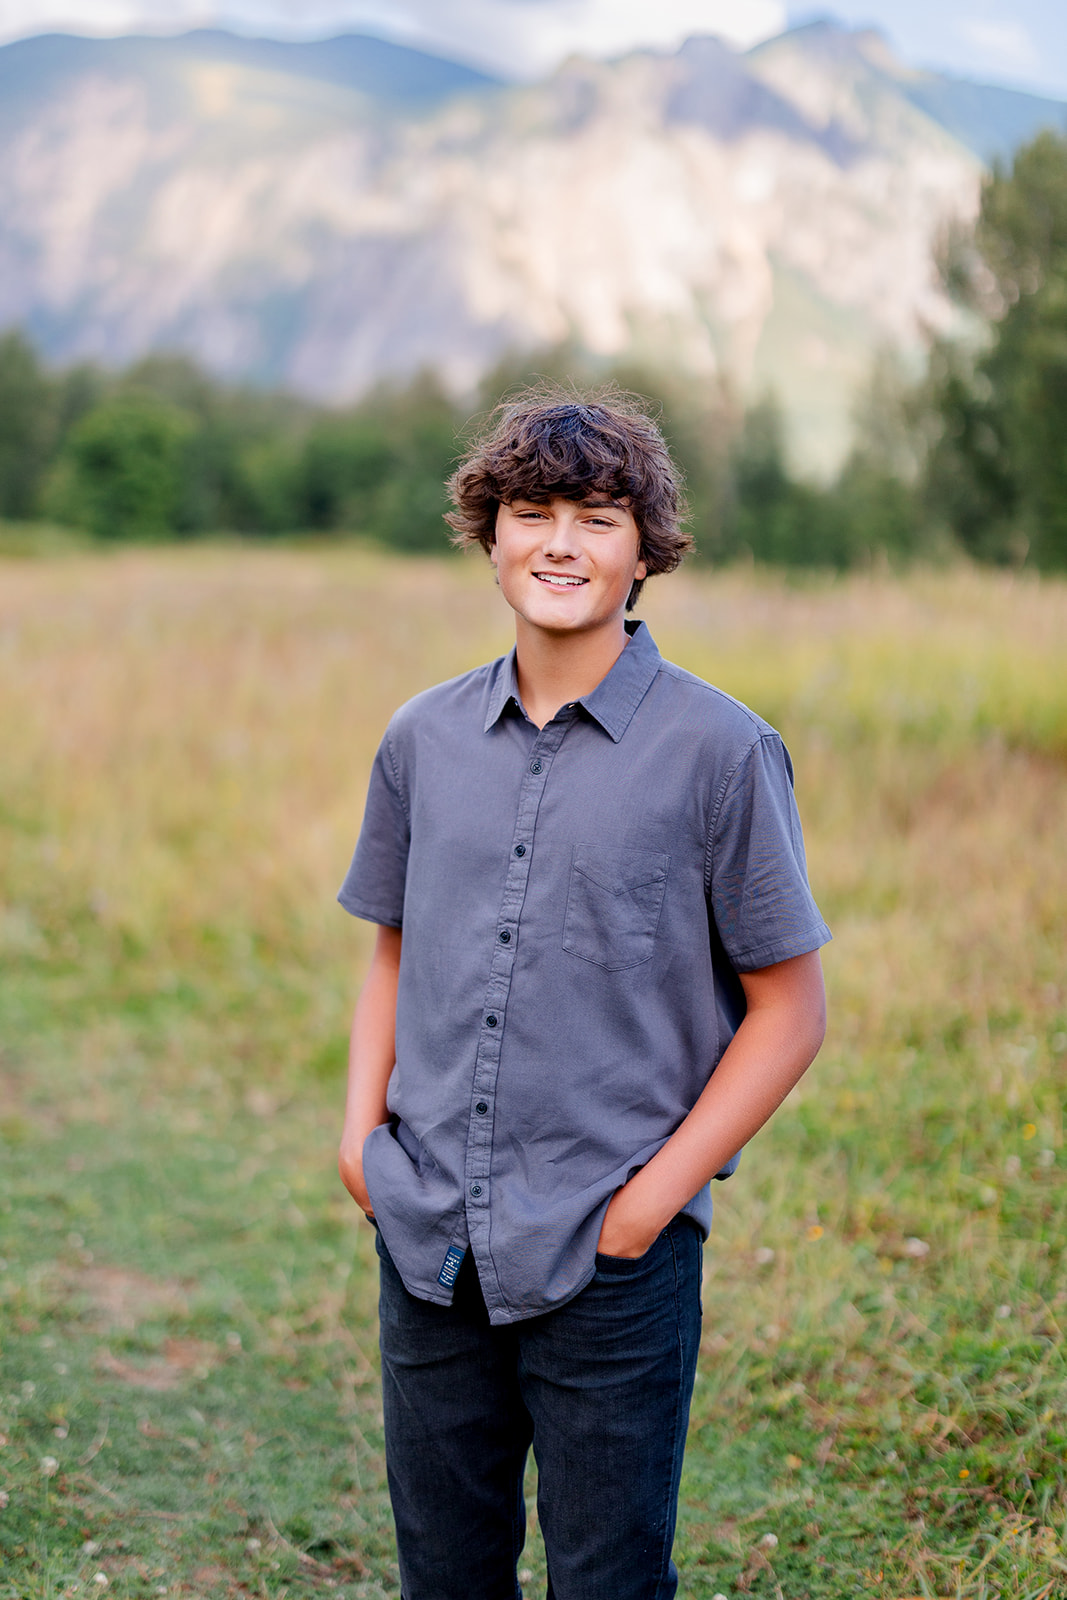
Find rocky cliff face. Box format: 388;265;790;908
1;23;1064;470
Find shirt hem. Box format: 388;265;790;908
731;919;832;973
483;1262;599;1326
336;891;403;927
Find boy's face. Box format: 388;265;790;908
492;496;646;641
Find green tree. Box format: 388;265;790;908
606;362;734;563
297;413;395;531
723;398;850;567
927;129;1067;567
378;375;465;551
47;394;196;539
235;436;304;533
294;373;462;548
0;329;55;519
827;456;919;565
828;352;924;565
114;355;311;534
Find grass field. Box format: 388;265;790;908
1;544;1065;1600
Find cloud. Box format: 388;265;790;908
413;0;788;72
955;16;1041;76
0;2;420;41
0;0;787;72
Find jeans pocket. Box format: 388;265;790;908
594;1228;668;1276
562;845;669;970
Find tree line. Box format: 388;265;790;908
2;129;1065;571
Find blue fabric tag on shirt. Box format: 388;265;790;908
437;1245;466;1288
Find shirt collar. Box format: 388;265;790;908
483;620;662;743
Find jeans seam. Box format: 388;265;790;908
654;1220;686;1599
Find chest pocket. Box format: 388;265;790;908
562;845;670;971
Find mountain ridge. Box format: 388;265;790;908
0;27;503;114
1;22;1064;471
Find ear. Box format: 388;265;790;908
490;538;499;568
635;557;647;581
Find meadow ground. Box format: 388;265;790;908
0;544;1065;1600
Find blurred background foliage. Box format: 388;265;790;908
3;127;1066;571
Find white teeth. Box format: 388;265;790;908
535;574;586;587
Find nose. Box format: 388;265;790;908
541;507;581;560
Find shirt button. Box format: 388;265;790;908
470;1183;483;1197
514;843;526;857
530;759;543;774
486;1014;498;1027
475;1101;489;1115
498;929;511;943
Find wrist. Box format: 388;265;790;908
597;1182;668;1258
338;1136;371;1210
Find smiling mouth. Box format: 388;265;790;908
534;573;588;588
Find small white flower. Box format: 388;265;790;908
245;1538;262;1552
93;1575;109;1588
754;1246;775;1265
903;1237;930;1258
997;1304;1011;1319
0;1489;10;1508
82;1540;100;1556
758;1532;779;1549
40;1455;59;1477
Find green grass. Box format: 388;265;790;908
1;548;1065;1598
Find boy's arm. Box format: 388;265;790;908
338;923;402;1218
596;949;826;1257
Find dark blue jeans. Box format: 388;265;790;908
375;1217;703;1600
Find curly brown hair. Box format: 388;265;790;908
445;384;692;610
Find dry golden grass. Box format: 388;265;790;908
1;544;1065;1598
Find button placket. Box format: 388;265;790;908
464;723;570;1294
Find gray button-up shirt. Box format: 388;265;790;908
339;621;830;1325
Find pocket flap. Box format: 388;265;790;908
571;845;670;896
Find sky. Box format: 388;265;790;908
0;0;1064;99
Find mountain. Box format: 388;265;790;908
749;21;1067;168
0;23;1064;472
0;28;501;120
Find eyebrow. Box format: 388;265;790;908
509;494;627;511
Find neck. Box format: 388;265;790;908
514;617;631;729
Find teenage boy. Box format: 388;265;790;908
337;391;830;1600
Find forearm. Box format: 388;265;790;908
338;923;402;1214
598;950;826;1254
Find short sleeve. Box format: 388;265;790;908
708;732;831;972
337;731;410;927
